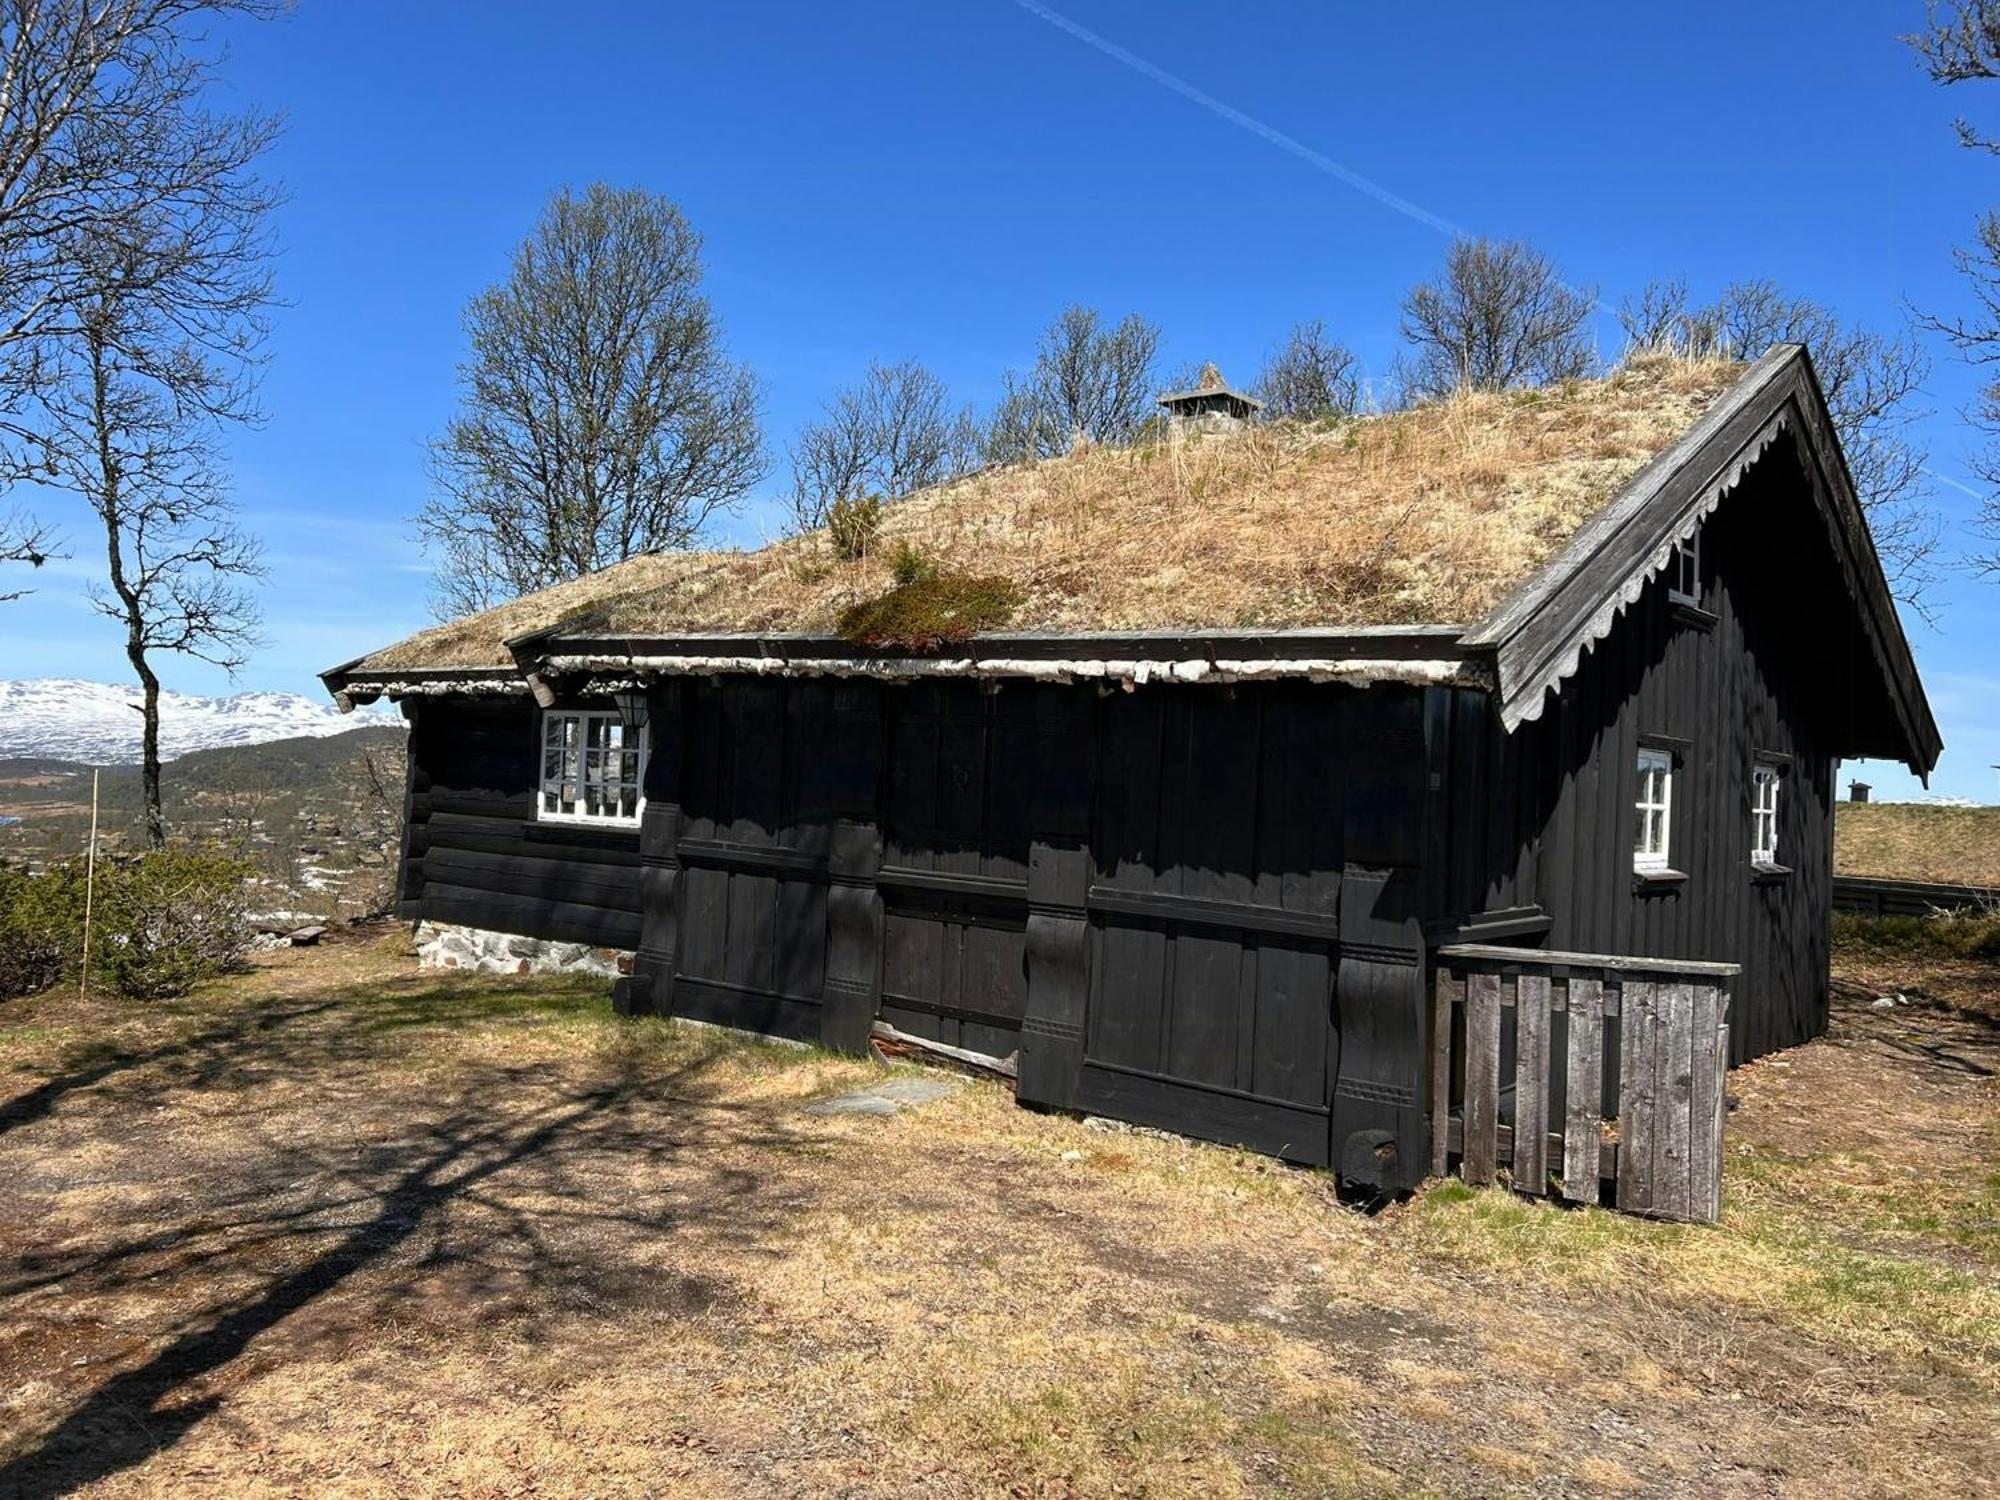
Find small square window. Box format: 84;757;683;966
539;709;646;826
1751;760;1783;865
1634;746;1674;872
1667;529;1700;606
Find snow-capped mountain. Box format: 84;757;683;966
0;678;398;764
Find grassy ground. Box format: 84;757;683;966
0;927;1993;1498
1834;802;2000;888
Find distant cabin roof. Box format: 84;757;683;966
1158;361;1262;410
349;353;1745;674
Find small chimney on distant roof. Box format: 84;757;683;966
1158;362;1261;432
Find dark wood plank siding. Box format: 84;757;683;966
405;694;643;951
401;675;1442;1180
1076;685;1350;1166
1439;441;1845;1062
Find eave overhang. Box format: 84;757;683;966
317;627;1493;709
1462;344;1942;778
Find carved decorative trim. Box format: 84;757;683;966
1340;940;1422;967
1335;1077;1416;1107
1506;409;1790;729
1022;1014;1084;1041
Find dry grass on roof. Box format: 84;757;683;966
357;352;1745;670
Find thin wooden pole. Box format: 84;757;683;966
81;769;99;998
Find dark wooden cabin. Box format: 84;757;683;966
325;346;1938;1192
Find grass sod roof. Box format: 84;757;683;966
352;353;1747;673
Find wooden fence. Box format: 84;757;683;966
1431;944;1738;1224
1831;873;1999;919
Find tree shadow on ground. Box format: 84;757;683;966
0;968;831;1497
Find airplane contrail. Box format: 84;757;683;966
1006;0;1466;240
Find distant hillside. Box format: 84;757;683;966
0;724;408;920
1835;802;2000;889
0;678;398;763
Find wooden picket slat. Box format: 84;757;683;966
1513;973;1551;1193
1463;971;1502;1185
1432;951;1733;1224
1709;1016;1730;1222
1656;981;1695;1221
1688;982;1721;1223
1431;966;1461;1179
1563;977;1604;1205
1616;981;1659;1214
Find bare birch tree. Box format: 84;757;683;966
987;305;1161;461
1255;320;1362;421
37;242;267;847
1400;239;1595;397
1907;2;2000;572
0;0;281;598
789;360;978;532
418;184;765;617
1618;276;1937;606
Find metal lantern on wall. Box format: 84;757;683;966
611;687;649;731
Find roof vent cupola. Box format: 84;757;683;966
1157;362;1262;432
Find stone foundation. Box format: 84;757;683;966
414;920;632;978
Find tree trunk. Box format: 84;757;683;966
133;655;164;848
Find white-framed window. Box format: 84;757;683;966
539;709;647;826
1668;528;1700;605
1634;746;1674;872
1751;759;1783;865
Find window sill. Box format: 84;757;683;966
1632;867;1687;893
1669;600;1718;631
1751;862;1792;884
534;813;644;834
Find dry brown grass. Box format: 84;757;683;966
0;927;1992;1497
360;354;1744;670
1835;802;2000;888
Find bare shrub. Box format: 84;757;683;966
789;362;979;532
1618;277;1936;606
1255;320;1361;421
988;306;1162;460
1401;239;1595;397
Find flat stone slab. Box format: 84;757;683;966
803;1093;900;1118
804;1074;961;1118
869;1077;958;1107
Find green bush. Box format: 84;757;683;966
890;538;936;587
0;844;254;1000
827;492;884;562
0;864;83;998
837;565;1020;651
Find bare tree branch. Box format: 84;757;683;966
1618;275;1939;611
0;505;58;600
1908;3;2000;574
417;184;766;619
1255;320;1361;421
0;2;282;590
788;360;978;533
986;305;1161;462
1400;238;1595;398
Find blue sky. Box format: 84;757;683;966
6;1;1998;799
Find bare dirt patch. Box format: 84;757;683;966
0;928;1992;1497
